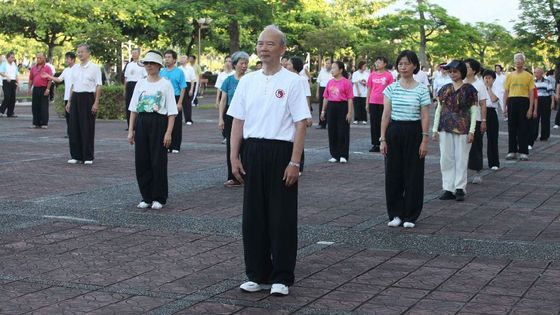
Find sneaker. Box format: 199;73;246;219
472;174;482;184
171;150;179;154
491;166;499;171
455;189;465;202
328;157;337;163
361;121;367;125
84;160;93;165
221;138;227;144
41;125;48;129
30;125;40;129
7;115;17;118
528;145;533;150
67;159;80;164
519;154;529;161
554;125;559;129
369;145;380;153
270;283;289;296
339;157;347;163
439;190;456;200
137;201;150;209
387;217;402;227
505;153;517;160
186;121;193;125
403;222;415;228
151;201;163;209
352;121;358;125
240;281;271;293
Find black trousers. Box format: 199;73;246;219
318;87;326;128
170;95;182;151
385;120;424;223
507;97;530;155
191;82;198;106
0;80;17;116
327;101;350;160
369;103;384;145
183;82;193;123
69;92;96;161
468;121;483;171
135;113;169;204
31;86;49;126
555;105;560;126
353;97;367;121
64;100;70;136
125;81;137;128
486;107;500;168
242;138;297;286
223;110;235;180
537;96;551;141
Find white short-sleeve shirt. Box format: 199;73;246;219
71;61;102;93
316;68;333;88
58;64;78;101
124;61;147;83
180;65;197;83
351;70;369;97
298;75;311;97
467;78;489;121
227;68;311;142
128;78;178;116
215;70;234;91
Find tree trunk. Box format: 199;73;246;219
47;44;55;61
417;0;429;68
229;20;240;54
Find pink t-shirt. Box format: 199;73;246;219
367;71;394;105
323;78;354;102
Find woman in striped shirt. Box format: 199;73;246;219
380;50;431;228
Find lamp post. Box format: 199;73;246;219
197;18;212;66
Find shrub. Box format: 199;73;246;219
53;84;125;120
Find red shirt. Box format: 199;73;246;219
323;77;354;102
29;64;53;88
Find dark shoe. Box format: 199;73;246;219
369;145;380;152
7;115;18;118
455;189;465;202
439;190;456;200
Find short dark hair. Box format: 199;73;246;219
281;56;289;61
6;51;15;58
546;69;554;76
483;69;496;80
395;50;420;74
164;49;177;60
256;61;262;65
464;58;481;74
190;55;196;60
357;61;367;70
376;56;388;64
65;52;76;60
289;57;304;73
495;64;503;71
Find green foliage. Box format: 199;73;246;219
53;85;125;120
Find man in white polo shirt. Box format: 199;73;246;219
315;58;332;129
67;44;102;165
228;25;311;297
0;52;19;117
124;48;147;129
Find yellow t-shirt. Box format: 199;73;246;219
504;71;534;98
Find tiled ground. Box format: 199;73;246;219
0;92;559;314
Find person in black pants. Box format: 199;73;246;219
533;68;555;142
315;59;332;129
0;52;19;117
482;70;500;170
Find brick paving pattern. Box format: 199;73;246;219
0;94;559;314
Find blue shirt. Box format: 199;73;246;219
383;81;431;121
160;67;186;96
220;74;240;107
0;61;6;74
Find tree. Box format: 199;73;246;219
463;23;513;64
515;0;560;44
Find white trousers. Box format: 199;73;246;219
439;132;472;192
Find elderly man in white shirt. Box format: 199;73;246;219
0;52;19;117
315;58;333;129
124;48;147;129
67;44;102;165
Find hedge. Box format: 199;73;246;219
54;84;125;120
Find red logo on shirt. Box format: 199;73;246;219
275;89;285;98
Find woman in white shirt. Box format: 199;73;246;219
352;61;369;124
127;51;178;210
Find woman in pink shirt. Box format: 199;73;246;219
320;61;354;163
366;56;394;152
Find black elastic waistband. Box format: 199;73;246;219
245;138;292;145
327;101;348;105
390;120;420;125
74;92;95;95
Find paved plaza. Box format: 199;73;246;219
1;93;560;314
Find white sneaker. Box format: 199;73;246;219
352;121;358;125
270;283;289;296
171;150;179;154
403;222;415;228
137;201;150;209
505;153;517;160
361;121;367;125
387;217;402;227
554;125;559;129
491;166;499;171
239;281;271;293
151;201;163;209
528;145;533;150
84;160;93;165
221;138;227;144
519;154;529;161
339;157;347;163
186;121;193;125
328;157;337;163
472;175;482;184
67;159;80;164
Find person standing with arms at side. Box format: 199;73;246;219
160;50;185;154
533;67;555;142
315;59;332;129
42;52;77;137
482;70;501;170
124;48;147;130
189;55;202;107
0;52;19;118
321;61;354;163
28;52;53;129
67;44;102;165
228;25;311;296
179;55;196;125
351;61;369;125
366;56;394;153
214;55;233;142
464;58;488;184
380;50;431;228
127;50;177;210
218;51;249;187
494;65;507;119
504;53;535;161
